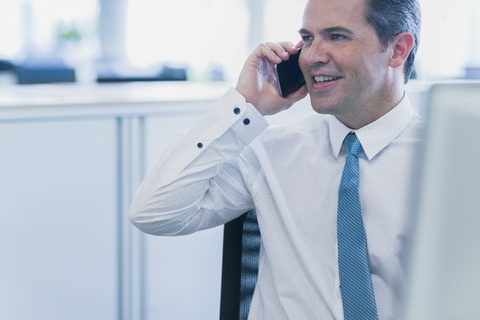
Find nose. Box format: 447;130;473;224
301;38;331;66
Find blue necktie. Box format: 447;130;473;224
337;133;378;320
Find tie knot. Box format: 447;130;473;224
344;133;362;156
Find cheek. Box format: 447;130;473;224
365;52;391;82
349;51;385;79
298;58;312;83
298;54;308;74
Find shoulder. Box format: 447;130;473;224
257;113;329;143
247;113;333;159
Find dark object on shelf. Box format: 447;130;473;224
0;60;17;84
465;68;480;79
0;60;15;71
15;59;76;85
96;65;187;83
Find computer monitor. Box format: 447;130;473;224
403;81;480;319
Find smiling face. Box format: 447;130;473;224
299;0;399;129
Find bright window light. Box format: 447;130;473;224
416;0;480;79
0;0;22;58
27;0;99;54
0;0;479;82
264;0;308;45
125;0;249;81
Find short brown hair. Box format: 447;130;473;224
364;0;421;84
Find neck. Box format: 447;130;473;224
336;77;405;130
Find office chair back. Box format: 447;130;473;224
220;211;261;320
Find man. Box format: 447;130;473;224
129;0;424;318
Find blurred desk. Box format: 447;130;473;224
0;80;430;320
0;81;233;118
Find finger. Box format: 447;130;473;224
257;43;283;64
265;42;292;61
266;42;301;62
277;41;301;55
295;40;304;49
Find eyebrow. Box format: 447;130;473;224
298;26;354;35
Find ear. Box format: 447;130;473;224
389;32;414;69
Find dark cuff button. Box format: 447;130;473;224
243;118;250;125
234;107;241;114
197;142;203;148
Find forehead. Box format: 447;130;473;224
302;0;369;30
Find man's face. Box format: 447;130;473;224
299;0;393;127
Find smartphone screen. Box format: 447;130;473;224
275;48;306;98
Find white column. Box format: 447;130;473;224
98;0;129;61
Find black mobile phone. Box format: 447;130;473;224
275;48;306;98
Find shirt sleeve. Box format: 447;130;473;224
129;87;269;236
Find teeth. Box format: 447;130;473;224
314;76;340;83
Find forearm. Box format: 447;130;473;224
129;88;269;236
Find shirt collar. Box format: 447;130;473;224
328;94;414;160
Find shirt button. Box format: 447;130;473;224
243;118;250;125
197;142;203;148
234;107;241;114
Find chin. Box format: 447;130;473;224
309;97;339;115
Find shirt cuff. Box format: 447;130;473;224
212;87;269;145
159;87;269;184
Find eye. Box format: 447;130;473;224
301;35;314;44
331;34;346;40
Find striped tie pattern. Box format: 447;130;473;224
337;133;378;320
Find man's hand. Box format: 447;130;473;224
236;41;308;116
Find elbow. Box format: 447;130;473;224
128;194;198;236
128;204;167;236
128;202;143;231
128;192;163;235
128;199;152;234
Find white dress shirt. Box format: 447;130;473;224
129;87;426;320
